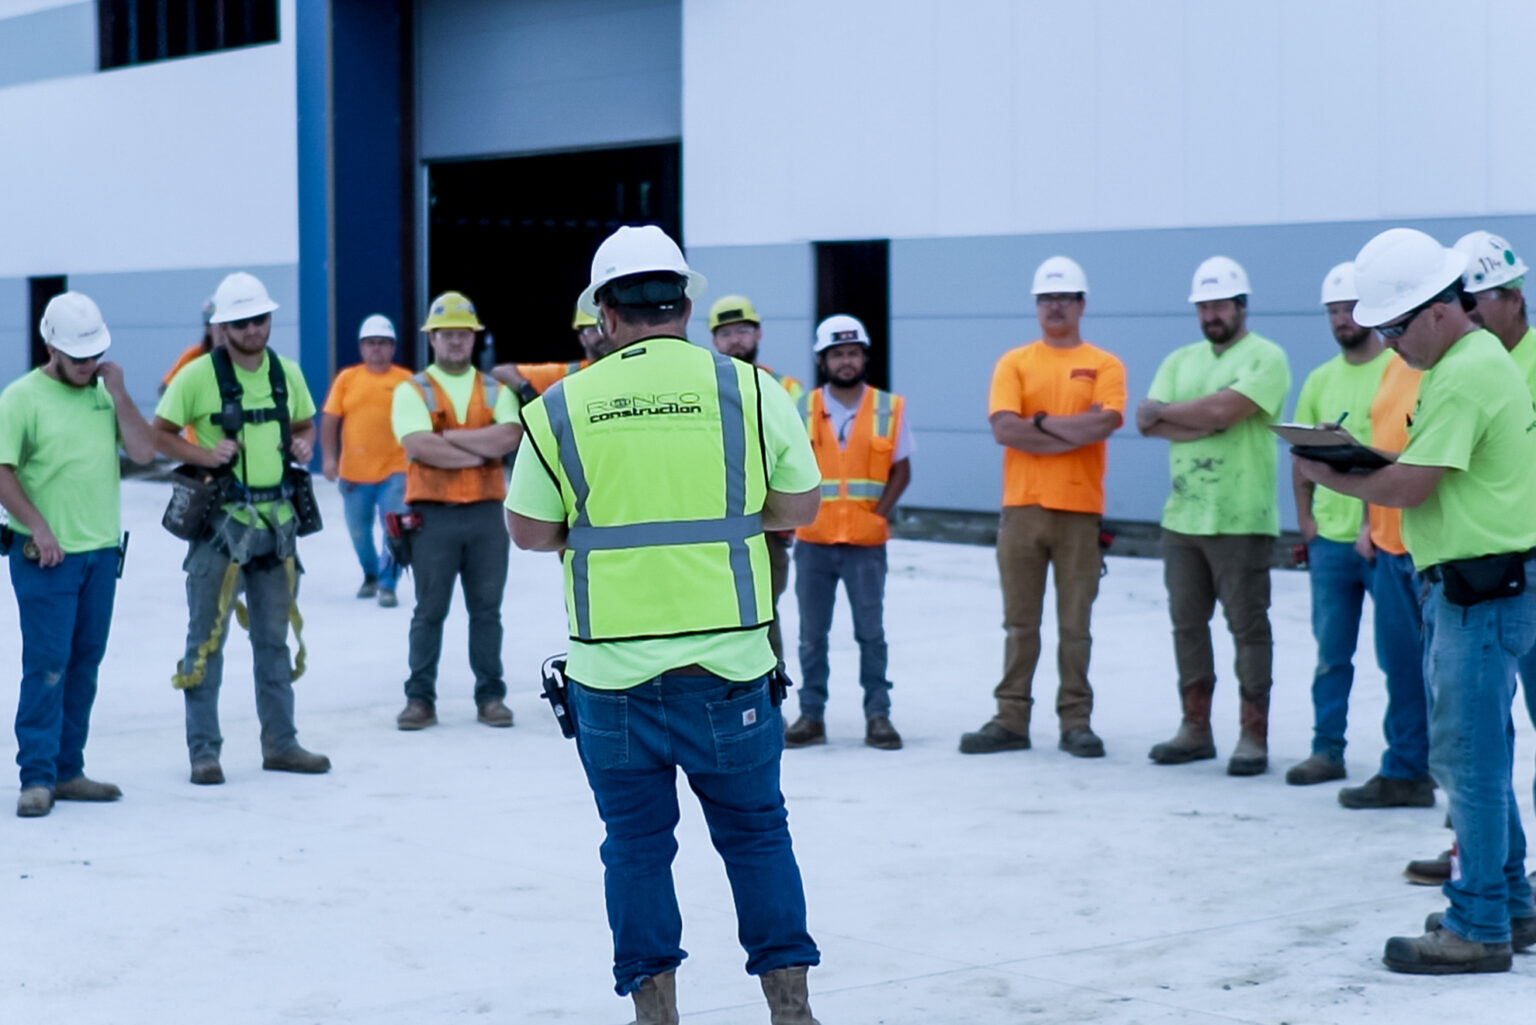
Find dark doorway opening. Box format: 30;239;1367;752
426;143;681;367
28;276;68;369
814;240;890;390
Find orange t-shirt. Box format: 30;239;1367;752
988;340;1127;514
163;342;207;387
322;364;413;483
1366;354;1423;556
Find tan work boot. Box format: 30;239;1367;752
760;966;819;1025
54;775;122;801
629;969;678;1025
477;698;514;728
1227;695;1268;776
1148;686;1215;764
16;786;53;818
262;746;332;774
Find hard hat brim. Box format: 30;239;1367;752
1353;250;1469;328
50;330;112;360
209;297;280;325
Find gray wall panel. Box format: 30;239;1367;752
0;2;95;90
0;277;28;389
685;243;814;384
418;0;681;159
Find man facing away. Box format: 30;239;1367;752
321;314;412;607
0;293;155;817
959;256;1125;759
507;225;823;1024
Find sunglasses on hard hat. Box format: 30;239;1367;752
226;313;271;330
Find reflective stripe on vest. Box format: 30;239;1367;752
797;385;903;546
412;371;497;414
404;370;506;504
539;347;764;641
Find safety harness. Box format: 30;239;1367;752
173;348;308;690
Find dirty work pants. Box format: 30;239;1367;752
1161;530;1273;706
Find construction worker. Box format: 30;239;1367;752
1296;227;1536;974
392;291;521;731
507;225;823;1024
1284;262;1394;786
709;293;804;662
0;293;156;817
491;303;600;402
321;314;412;607
1136;256;1290;777
784;314;912;752
958;256;1125;759
153;271;331;785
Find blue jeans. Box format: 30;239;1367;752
1305;538;1373;759
794;541;892;721
569;672;819;995
1373;551;1429;779
1421;562;1536;943
11;547;119;790
340;474;406;589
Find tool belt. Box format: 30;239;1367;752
1424;550;1531;607
163;465;233;541
383;510;424;569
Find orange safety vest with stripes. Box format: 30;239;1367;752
403;370;507;504
796;385;904;547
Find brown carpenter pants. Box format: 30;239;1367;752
1160;529;1274;706
991;505;1103;736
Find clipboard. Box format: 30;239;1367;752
1269;422;1393;473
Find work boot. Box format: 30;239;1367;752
1426;911;1536;952
54;775;122;802
1338;774;1436;809
1284;753;1344;786
397;699;437;731
377;588;398;608
1384;928;1511;974
356;576;378;599
189;760;224;785
477;699;514;728
262;746;332;774
865;716;902;750
1226;695;1268;776
783;717;826;748
958;721;1030;754
760;966;820;1025
1149;686;1216;764
16;786;52;818
1405;850;1453;886
1059;726;1105;758
629;969;678;1025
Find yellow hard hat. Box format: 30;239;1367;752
572;305;598;329
421;291;484;332
708;294;760;332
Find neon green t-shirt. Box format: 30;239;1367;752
1398;329;1536;569
1147;331;1291;536
1505;326;1536;400
390;364;521;440
1293;348;1391;543
0;370;121;553
506;363;821;689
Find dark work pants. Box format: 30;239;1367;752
404;501;509;705
1161;529;1274;704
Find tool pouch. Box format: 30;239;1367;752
286;465;323;536
540;655;575;739
1437;551;1527;607
384;510;424;569
163;465;230;541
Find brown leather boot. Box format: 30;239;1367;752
1148;686;1215;764
760;966;820;1025
629;969;678;1025
1227;693;1269;776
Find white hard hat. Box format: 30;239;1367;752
358;313;396;341
1320;262;1359;305
577;225;706;317
1453;230;1529;293
1032;256;1089;296
1188;256;1251;303
814;314;871;353
40;292;111;359
1350;228;1468;328
208;271;280;324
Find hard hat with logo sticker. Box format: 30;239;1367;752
577;226;707;317
1032;256;1089;296
358;314;396;341
1350;228;1468;328
1453;230;1529;293
208;272;280;324
40;292;112;359
420;291;484;332
709;295;762;331
1320;262;1358;305
572;305;598;330
813;314;871;353
1188;256;1251;303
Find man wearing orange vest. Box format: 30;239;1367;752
391;292;522;731
709;294;805;663
785;314;912;751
